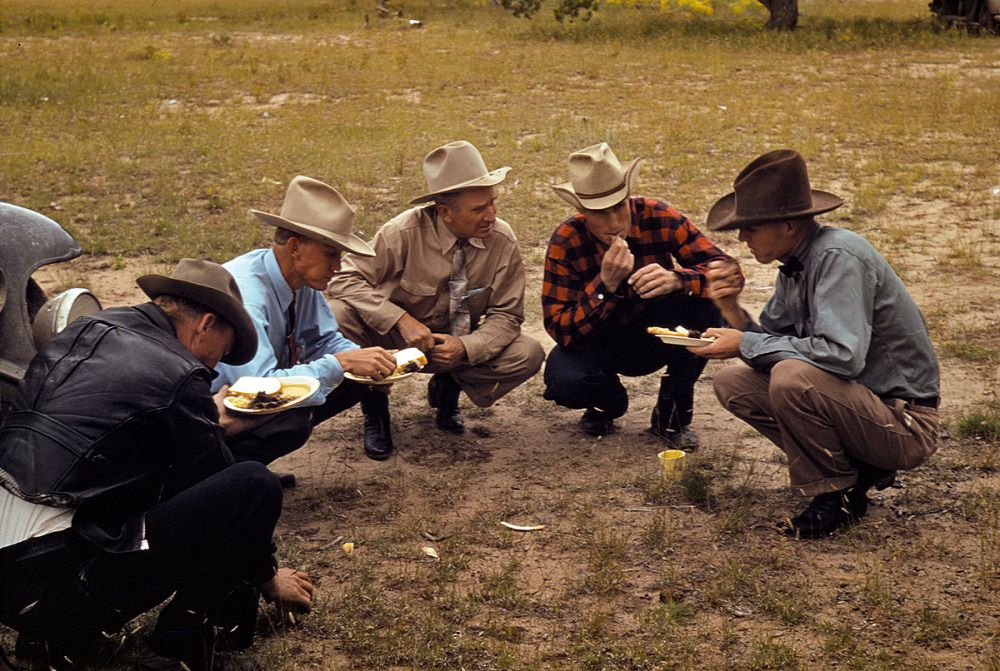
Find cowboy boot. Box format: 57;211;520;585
428;373;464;434
650;376;699;451
360;389;394;460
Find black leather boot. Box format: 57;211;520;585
360;389;394;460
428;373;464;434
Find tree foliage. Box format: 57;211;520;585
499;0;798;29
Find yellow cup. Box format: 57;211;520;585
658;449;686;482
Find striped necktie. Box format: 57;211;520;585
448;240;471;336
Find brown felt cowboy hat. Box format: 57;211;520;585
409;140;511;205
137;258;258;365
552;143;642;212
706;149;843;231
251;176;375;257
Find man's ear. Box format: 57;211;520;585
435;203;453;225
196;312;218;335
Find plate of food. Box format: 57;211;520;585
647;325;716;347
223;376;320;415
344;347;428;386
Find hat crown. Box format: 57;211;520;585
422;141;491;194
566;143;627;198
732;149;815;218
170;258;244;303
278;176;356;237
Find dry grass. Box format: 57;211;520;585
2;0;1000;669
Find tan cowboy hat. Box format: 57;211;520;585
251;176;375;257
706;149;844;232
409;140;511;205
137;258;258;365
552;143;642;212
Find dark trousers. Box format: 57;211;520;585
543;294;720;430
227;379;367;464
0;462;282;665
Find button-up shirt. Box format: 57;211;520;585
212;248;358;406
328;205;526;366
740;222;940;400
542;197;734;348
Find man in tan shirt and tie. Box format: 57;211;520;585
329;141;544;458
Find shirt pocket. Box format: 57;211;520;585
397;276;443;324
466;287;493;328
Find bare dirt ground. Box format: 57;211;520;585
32;206;1000;668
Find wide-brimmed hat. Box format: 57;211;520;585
706;149;843;231
409;141;511;204
552;143;642;212
251;176;375;257
137;258;258;365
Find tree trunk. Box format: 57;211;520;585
759;0;798;31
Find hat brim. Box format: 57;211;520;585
705;189;844;232
551;158;642;212
409;166;511;205
136;275;258;366
251;210;375;257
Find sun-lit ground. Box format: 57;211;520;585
2;0;1000;668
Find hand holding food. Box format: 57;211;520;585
335;347;397;380
600;235;634;294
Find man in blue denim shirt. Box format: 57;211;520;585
695;150;940;539
214;176;398;466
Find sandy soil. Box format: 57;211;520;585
29;219;1000;667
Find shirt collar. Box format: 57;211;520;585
780;221;823;277
432;209;486;253
263;247;296;309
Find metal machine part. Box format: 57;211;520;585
0;202;86;417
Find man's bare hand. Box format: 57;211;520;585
213;386;269;437
600;236;634;294
628;264;681;299
689;327;743;360
395;313;435;353
261;567;314;615
429;333;467;369
335;347;397;380
705;260;748;327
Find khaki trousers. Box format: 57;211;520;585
330;298;544;408
713;359;939;497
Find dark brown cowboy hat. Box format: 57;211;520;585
137;258;258;365
706;149;843;231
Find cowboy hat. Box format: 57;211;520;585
251;176;375;257
137;258;258;365
706;149;843;231
409;141;511;205
552;143;642;212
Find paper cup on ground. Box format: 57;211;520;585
658;449;686;482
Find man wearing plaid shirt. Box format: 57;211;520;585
542;143;738;449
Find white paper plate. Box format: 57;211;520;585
344;371;415;386
223;376;320;415
654;334;715;347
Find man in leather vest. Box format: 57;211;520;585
0;260;313;671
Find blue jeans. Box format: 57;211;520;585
543;294;720;430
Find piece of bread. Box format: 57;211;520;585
229;376;282;397
394;347;428;375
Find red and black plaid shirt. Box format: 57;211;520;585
542;197;736;348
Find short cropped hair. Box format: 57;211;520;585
274;227;304;245
153;294;213;324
